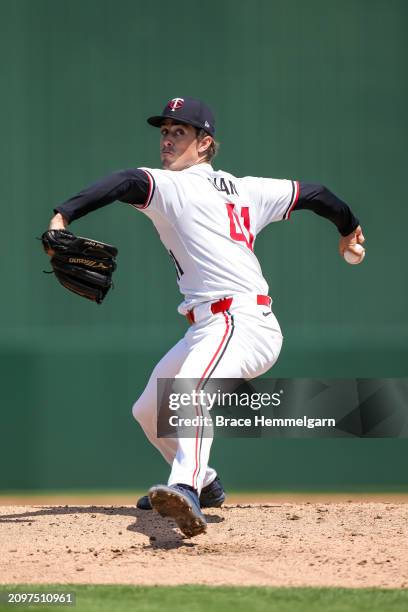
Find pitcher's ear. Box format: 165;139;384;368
198;135;213;154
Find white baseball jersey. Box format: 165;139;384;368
131;163;299;314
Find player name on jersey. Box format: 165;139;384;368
208;177;238;196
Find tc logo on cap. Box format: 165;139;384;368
168;97;184;111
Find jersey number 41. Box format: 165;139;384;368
226;203;254;251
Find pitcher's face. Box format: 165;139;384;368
160;120;204;170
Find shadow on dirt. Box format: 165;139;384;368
0;505;224;550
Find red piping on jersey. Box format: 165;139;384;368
192;311;232;489
138;169;155;209
286;180;300;219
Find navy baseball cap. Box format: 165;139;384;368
147;96;215;136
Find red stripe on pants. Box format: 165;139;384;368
192;311;231;489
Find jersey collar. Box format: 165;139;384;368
182;163;214;176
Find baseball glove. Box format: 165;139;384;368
41;229;118;304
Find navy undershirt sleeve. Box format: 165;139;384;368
293;183;359;236
54;168;150;223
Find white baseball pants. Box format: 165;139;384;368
132;294;283;494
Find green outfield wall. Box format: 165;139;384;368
1;0;407;490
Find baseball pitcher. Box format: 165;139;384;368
43;97;365;538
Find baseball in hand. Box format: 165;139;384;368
344;244;365;265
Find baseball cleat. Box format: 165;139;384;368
136;495;154;510
200;476;226;508
148;484;207;537
137;475;225;510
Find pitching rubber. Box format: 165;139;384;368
148;485;207;537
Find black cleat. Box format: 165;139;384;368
148;484;207;538
137;476;226;510
200;476;226;508
136;494;154;510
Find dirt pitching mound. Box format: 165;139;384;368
1;503;407;588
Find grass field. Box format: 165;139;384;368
1;585;408;612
